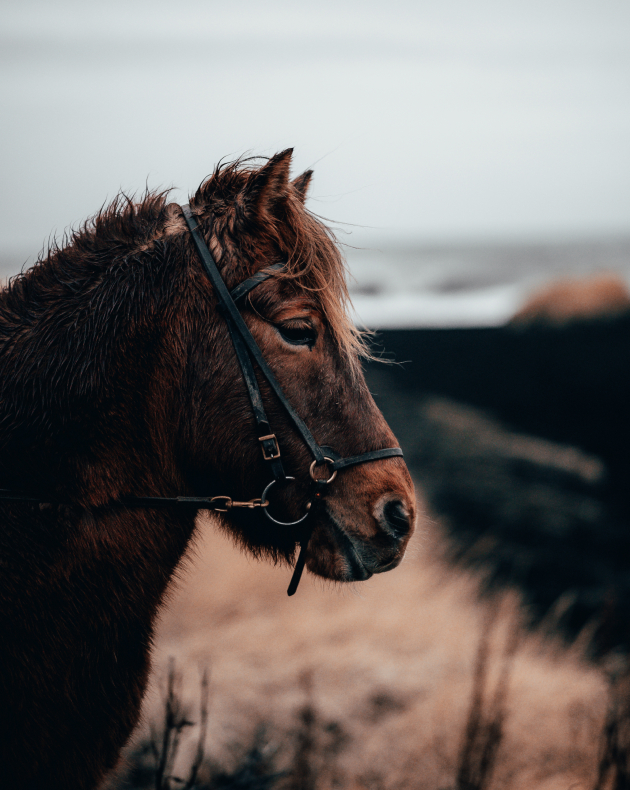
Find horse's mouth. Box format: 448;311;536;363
306;508;405;583
372;555;403;574
328;517;373;581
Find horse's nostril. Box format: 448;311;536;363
381;500;412;539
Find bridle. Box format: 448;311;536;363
0;204;403;596
180;205;403;593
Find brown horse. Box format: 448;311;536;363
0;149;415;789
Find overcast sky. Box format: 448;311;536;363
1;0;629;261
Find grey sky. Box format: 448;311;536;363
1;0;629;260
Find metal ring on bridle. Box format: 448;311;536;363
261;477;312;526
309;457;338;485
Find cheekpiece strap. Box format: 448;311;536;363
224;322;287;481
181;204;326;466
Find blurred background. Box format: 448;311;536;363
2;0;629;326
4;2;630;786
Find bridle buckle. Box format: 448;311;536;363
209;495;268;511
259;433;281;461
209;495;232;512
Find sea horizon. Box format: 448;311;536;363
2;233;630;329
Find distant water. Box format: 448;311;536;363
345;238;630;328
2;238;630;330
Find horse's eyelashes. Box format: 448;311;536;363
274;321;317;348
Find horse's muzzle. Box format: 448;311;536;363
319;497;414;581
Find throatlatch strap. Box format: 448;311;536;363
182;204;326;465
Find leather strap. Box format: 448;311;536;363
182;205;326;464
0;489;58;504
287;526;314;596
330;447;404;472
224;321;287;481
0;491;224;509
230;262;286;303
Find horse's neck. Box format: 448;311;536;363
0;245;179;476
0;501;199;790
0;325;184;499
2;504;197;624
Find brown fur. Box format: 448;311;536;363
0;150;415;789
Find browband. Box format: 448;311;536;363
230;262;286;303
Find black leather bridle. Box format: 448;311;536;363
0;205;403;596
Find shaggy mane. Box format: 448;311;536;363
0;156;370;365
0;191;173;342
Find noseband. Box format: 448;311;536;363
0;205;403;596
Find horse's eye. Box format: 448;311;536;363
275;321;317;348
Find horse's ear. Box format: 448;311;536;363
292;170;313;203
245;149;293;222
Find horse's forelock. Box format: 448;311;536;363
279;204;370;375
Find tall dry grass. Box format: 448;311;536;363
106;496;618;790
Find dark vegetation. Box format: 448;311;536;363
108;663;347;790
364;314;630;653
106;629;514;790
107;641;630;790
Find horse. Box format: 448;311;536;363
0;149;415;790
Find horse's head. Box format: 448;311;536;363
169;150;416;584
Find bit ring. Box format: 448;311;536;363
261;477;312;526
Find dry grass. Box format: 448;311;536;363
107;494;614;789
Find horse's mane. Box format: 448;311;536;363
0;156;368;366
0;192;173;346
